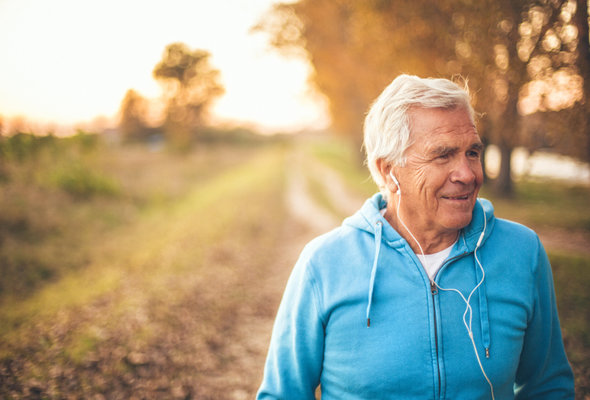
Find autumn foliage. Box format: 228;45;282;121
256;0;590;195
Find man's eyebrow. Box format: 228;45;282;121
471;142;484;152
429;142;484;156
430;145;458;156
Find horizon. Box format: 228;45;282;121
0;0;330;136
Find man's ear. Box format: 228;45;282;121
375;159;399;193
376;159;387;180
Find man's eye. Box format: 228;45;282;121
468;150;481;158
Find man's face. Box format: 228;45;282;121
394;106;483;236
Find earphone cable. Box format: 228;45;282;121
393;191;494;399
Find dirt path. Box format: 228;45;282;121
285;152;341;232
535;226;590;256
194;152;355;398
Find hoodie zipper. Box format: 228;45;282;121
430;280;441;399
430;251;468;399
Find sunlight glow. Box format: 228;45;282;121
0;0;330;133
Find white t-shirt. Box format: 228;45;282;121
379;208;456;279
417;242;455;279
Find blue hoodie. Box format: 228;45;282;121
257;193;574;399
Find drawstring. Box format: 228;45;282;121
477;266;491;358
474;241;491;358
473;202;491;358
366;220;383;327
472;207;495;399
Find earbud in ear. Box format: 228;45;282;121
389;170;401;194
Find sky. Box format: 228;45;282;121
0;0;330;134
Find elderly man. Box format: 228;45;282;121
257;75;574;399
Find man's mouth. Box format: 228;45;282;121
441;193;470;200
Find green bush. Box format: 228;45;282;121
0;132;102;166
50;162;120;198
0;133;49;162
66;130;101;153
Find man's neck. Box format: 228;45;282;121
384;205;459;255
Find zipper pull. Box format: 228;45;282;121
431;281;438;295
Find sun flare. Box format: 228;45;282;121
0;0;329;134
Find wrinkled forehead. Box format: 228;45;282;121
407;106;480;150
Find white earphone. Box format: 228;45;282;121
389;170;400;194
387;170;494;398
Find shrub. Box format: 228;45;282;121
49;162;120;198
0;133;46;162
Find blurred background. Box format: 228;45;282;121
0;0;589;398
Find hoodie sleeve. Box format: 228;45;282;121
257;252;325;400
514;237;575;399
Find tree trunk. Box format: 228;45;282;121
478;118;492;183
574;0;590;162
495;140;514;196
489;0;524;198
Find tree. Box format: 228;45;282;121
255;1;458;155
153;43;224;148
488;0;583;194
118;89;149;141
258;0;586;196
452;0;532;196
573;0;590;162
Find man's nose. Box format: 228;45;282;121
450;156;478;184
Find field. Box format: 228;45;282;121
0;133;588;398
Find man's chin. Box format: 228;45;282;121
443;214;473;232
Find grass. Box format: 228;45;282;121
480;179;590;231
0;142;286;341
0;136;290;398
0;135;264;300
307;138;377;198
48;162;121;198
550;251;590;394
303;164;342;217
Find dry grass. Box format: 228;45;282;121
0;137;293;398
0;137;261;301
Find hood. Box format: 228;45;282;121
343;193;495;359
343;193;495;253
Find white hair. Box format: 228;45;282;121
364;74;474;193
